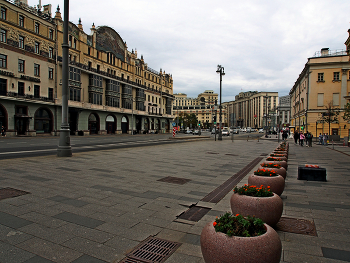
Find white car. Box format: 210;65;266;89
258;129;264;133
222;129;230;136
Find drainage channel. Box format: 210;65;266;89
201;157;263;203
177;157;263;223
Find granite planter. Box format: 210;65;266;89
273;151;288;157
265;160;288;169
269;155;287;161
230;193;283;226
200;221;282;263
259;165;286;179
248;174;285;196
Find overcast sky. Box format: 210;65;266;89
29;0;350;102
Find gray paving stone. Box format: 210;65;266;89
48;196;89;208
53;212;105;229
22;175;51;182
0;225;33;245
16;237;82;263
0;240;35;263
71;254;108;263
23;255;56;263
0;211;33;229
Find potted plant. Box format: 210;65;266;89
248;169;285;195
259;162;286;179
230;184;283;226
200;212;282;263
266;156;288;169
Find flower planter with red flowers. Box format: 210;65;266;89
259;163;286;179
273;150;288;157
248;169;285;196
269;153;287;161
230;185;283;226
265;157;288;169
201;213;282;263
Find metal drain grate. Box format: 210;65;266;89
0;187;30;201
157;176;191;185
275;217;317;236
125;236;181;263
177;206;211;222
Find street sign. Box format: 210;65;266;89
172;122;176;126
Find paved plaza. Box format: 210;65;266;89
0;137;349;263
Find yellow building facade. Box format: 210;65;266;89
0;0;174;136
289;46;350;139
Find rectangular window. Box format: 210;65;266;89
1;7;6;20
18;59;24;72
0;28;6;43
48;68;53;79
0;78;7;96
333;93;339;106
0;54;6;68
69;87;81;102
88;47;90;56
89;92;102;105
49;47;53;58
34;63;40;76
317;93;324;107
89;74;102;87
69;66;81;82
333;72;340;81
73;38;76;49
49;29;54;39
34;22;39;34
69;35;72;47
34;85;40;98
318;73;324;82
18;82;24;96
19;15;24;27
48;87;53;100
34;42;39;54
19;36;24;49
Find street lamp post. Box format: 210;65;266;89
264;94;268;138
216;65;225;141
57;0;72;157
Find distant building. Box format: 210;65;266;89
173;90;227;129
276;95;291;129
226;91;279;130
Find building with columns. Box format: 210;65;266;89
289;45;350;138
226;91;279;130
0;0;174;136
276;95;290;129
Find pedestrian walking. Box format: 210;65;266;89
307;131;313;147
1;126;6;137
300;132;305;146
318;133;323;145
294;130;299;144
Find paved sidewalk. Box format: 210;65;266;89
0;138;349;262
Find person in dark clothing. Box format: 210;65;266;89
294;130;299;144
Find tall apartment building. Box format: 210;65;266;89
289;45;350;138
276;95;291;129
226;91;279;129
173;90;227;129
0;0;174;136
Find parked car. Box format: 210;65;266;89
185;129;192;134
231;127;239;134
193;129;199;135
258;128;264;133
211;128;219;134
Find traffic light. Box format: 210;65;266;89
198;121;201;126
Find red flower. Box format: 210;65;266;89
213;222;217;227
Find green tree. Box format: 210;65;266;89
320;102;340;135
343;102;350;122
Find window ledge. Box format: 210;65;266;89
317;80;325;83
332;80;341;83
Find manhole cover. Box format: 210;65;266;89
0;187;30;201
275;217;317;236
125;236;181;263
157;176;191;185
177;206;211;222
